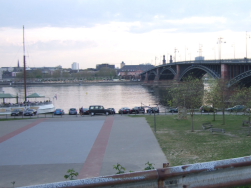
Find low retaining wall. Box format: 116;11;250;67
20;156;251;188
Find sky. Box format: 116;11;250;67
0;0;251;69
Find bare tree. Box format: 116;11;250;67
204;79;232;125
168;76;204;132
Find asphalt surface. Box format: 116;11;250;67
0;114;167;188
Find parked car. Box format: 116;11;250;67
199;105;216;113
24;109;37;116
10;109;23;116
89;105;112;116
69;108;77;115
118;107;131;114
130;106;145;114
226;105;246;112
11;109;23;116
80;108;89;115
108;108;116;114
146;107;159;113
54;109;65;115
169;107;178;113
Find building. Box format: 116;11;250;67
96;63;115;71
195;56;204;61
118;62;154;79
72;62;79;71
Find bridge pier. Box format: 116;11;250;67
174;64;180;80
154;68;160;82
144;72;148;83
221;64;229;80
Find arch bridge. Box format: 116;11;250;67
140;58;251;87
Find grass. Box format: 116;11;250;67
137;113;251;166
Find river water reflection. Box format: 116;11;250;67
2;84;167;112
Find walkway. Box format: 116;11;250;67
0;115;167;187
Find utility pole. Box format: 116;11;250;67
198;44;203;57
246;31;250;58
174;48;179;62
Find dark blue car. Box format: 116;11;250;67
54;109;65;115
69;108;77;115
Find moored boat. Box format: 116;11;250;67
0;26;55;115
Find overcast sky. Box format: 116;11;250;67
0;0;251;69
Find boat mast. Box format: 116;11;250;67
23;25;27;102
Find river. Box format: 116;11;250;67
1;84;167;113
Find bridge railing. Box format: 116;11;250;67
140;58;251;75
21;156;251;188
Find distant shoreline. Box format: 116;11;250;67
0;81;144;87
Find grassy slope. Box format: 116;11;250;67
138;114;251;166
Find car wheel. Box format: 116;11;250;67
106;111;109;115
91;112;94;116
202;110;204;113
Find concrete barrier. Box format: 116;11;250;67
20;156;251;188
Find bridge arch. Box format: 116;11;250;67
159;67;176;80
179;65;220;81
147;70;157;81
228;70;251;87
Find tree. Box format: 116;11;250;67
168;76;204;132
52;70;61;78
97;67;116;78
230;86;251;117
204;79;232;125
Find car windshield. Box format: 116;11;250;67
70;108;76;111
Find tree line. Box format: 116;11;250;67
15;67;117;80
166;76;251;131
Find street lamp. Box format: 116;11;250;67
217;37;226;61
197;44;203;57
174;48;179;62
246;31;250;58
185;47;188;62
231;44;235;59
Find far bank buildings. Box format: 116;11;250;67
0;61;155;81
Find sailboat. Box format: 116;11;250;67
22;26;55;114
0;26;55;114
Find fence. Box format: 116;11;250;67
20;156;251;188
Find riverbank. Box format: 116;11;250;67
0;81;144;87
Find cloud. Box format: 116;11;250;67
127;16;229;33
0;39;97;54
1;0;250;33
29;40;98;51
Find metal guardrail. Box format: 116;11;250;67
20;156;251;188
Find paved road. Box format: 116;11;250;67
0;115;167;188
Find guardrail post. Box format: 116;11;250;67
163;163;169;168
